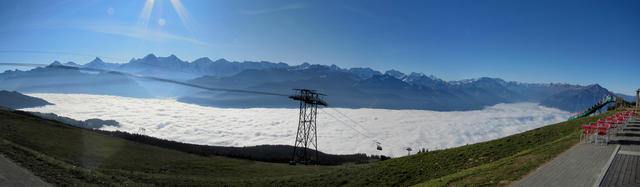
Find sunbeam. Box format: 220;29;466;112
170;0;198;36
137;0;155;30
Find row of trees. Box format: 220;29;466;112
94;130;379;165
607;98;635;111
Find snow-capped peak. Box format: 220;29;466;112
384;69;406;79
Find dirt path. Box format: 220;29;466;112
0;155;51;187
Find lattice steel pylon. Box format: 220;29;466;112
289;89;327;165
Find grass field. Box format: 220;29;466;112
0;108;621;186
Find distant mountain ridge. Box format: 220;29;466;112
81;54;291;81
540;84;616;112
0;54;632;112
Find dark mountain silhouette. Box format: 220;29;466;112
0;54;624;112
0;90;52;109
27;111;120;129
180;66;619;111
84;57;119;70
539;84;615;112
503;82;582;102
614;92;636;103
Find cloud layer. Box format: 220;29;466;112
24;93;570;157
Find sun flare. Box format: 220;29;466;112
137;0;154;29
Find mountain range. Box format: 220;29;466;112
0;54;633;112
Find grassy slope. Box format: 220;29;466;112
0;110;338;186
296;110;615;186
417;111;620;186
0;109;620;186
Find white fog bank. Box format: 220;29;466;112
23;93;570;157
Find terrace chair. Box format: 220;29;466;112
607;122;616;138
618;118;625;130
590;123;599;143
596;126;609;145
607;120;617;135
580;125;595;143
618;117;625;126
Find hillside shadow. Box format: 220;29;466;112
615;133;640;137
608;140;640;145
622;128;640;131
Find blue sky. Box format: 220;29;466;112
0;0;638;95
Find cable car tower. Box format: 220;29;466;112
289;89;327;165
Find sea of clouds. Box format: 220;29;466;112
23;93;571;157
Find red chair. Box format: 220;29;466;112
618;117;626;128
590;124;599;144
581;125;595;143
596;126;609;145
608;120;617;134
